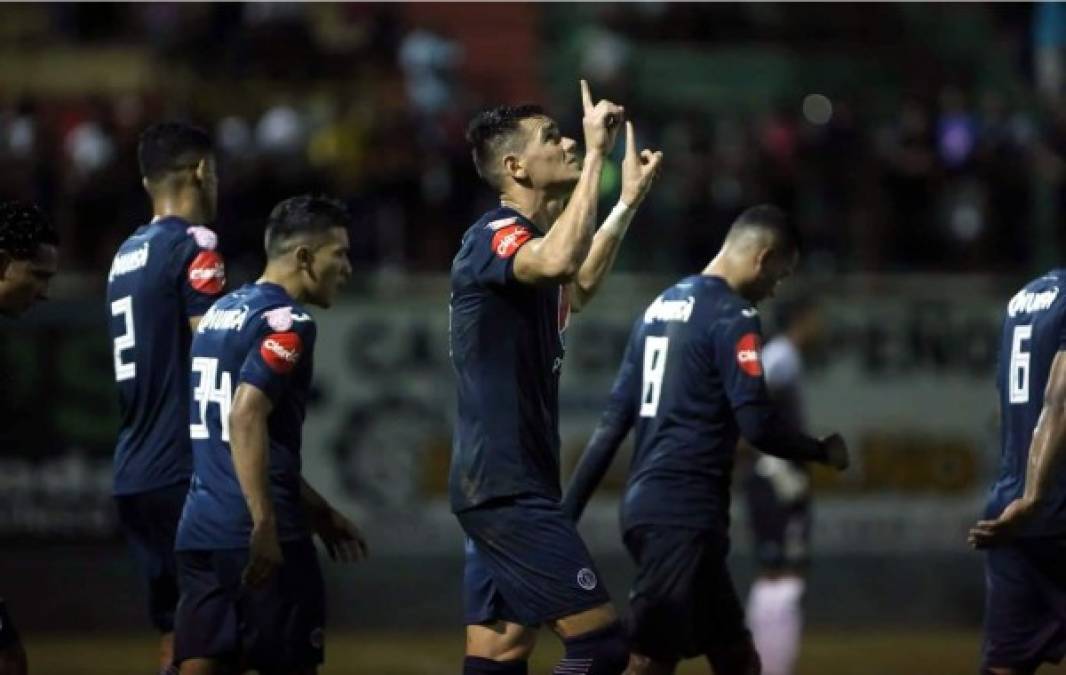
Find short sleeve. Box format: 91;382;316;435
238;309;316;404
714;312;771;411
176;226;226;317
468;217;534;287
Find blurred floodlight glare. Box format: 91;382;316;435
802;93;833;125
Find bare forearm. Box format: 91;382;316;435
300;476;332;517
1024;405;1066;504
571;227;625;311
537;152;605;276
231;414;275;526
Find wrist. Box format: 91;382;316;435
600;200;635;239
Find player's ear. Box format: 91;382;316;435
141;176;152;194
194;157;212;185
503;154;527;182
295;244;314;272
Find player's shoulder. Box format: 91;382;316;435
1006;269;1066;320
461;207;534;254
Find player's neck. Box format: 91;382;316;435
499;189;559;232
258;265;308;304
150;193;207;226
703;254;744;295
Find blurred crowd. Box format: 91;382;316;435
1;3;1065;281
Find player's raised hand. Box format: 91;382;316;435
243;522;283;588
313;508;369;563
968;497;1036;549
821;433;850;471
580;79;624;155
620;121;664;207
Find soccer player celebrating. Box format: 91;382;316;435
173;195;366;675
741;297;823;675
969;270;1066;675
0;199;59;675
562;205;849;675
106;122;225;674
450;80;662;675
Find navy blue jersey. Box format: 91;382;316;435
176;283;317;551
562;275;824;533
449;206;571;512
986;270;1066;537
106;217;226;495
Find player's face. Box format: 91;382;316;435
517;116;581;193
0;243;58;317
305;227;352;308
749;245;797;303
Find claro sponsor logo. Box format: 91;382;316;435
491;225;532;259
735;332;763;377
261;331;302;374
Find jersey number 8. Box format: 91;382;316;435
640;336;670;418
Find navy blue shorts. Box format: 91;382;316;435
743;470;811;571
457;494;611;626
623;526;751;663
983;537;1066;671
174;538;325;672
114;481;187;632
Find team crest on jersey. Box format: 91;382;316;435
576;568;598;591
492;224;532;259
186;225;218;250
188;250;226;294
736;332;763;377
261;331;302;374
263;306;312;332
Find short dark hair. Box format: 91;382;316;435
138;122;213;182
265;194;350;259
0;201;58;260
466;104;546;189
727;204;800;253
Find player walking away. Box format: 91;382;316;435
450;80;662;675
106;122;225;675
0;199;59;675
174;195;367;675
741;297;823;675
969;271;1066;675
562;206;848;675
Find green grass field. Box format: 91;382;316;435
23;628;1036;675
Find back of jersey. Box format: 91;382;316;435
623;274;767;534
987;270;1066;536
106;217;225;496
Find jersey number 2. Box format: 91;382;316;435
640;336;670;418
111;296;136;382
190;357;233;442
1009;325;1032;405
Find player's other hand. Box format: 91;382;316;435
620;121;663;208
821;433;849;471
243;521;283;588
312;508;369;563
580;79;624;155
969;498;1036;549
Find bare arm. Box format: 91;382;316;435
971;350;1066;547
569;121;663;312
190;316;202;333
513;80;622;285
229;383;281;586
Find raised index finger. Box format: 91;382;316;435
625;121;636;157
580;79;593;114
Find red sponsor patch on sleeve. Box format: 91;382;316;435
491;224;532;259
735;332;763;377
187;250;226;295
260;331;303;374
